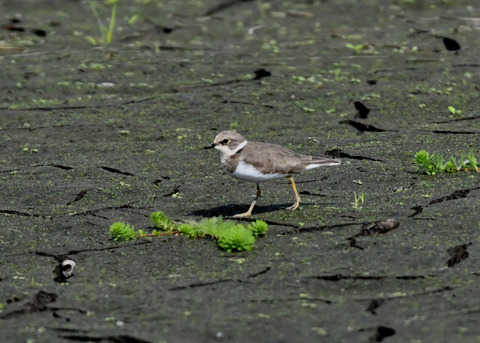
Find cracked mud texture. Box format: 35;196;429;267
1;0;480;342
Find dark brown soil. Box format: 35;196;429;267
1;1;480;342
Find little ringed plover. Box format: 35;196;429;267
205;130;342;217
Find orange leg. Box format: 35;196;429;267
234;183;261;217
286;176;301;210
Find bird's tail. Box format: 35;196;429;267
304;158;342;170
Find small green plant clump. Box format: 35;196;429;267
448;105;462;117
110;222;138;241
150;211;175;230
415;150;480;175
109;211;269;253
217;226;256;253
345;42;378;55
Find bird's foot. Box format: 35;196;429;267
233;211;252;218
286;202;300;211
233;199;257;218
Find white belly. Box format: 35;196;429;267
230;161;286;183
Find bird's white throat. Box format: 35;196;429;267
218;140;248;158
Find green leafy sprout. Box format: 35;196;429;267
448;105;462;117
110;211;269;253
415;150;480;175
345;42;378;55
352;190;365;210
86;0;119;45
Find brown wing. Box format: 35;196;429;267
241;142;341;174
241;142;309;175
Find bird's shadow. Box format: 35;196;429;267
190;203;312;218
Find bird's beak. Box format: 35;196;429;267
204;143;216;149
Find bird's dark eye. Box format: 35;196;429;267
221;139;230;145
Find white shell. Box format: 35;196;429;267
61;259;77;278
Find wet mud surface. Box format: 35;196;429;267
1;0;480;342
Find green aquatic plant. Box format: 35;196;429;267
247;220;269;237
415;150;480;175
110;222;138;241
150;211;175;230
178;216;266;252
217;226;256;253
178;223;205;238
466;150;478;167
415;150;445;175
110;211;269;253
444;155;460;173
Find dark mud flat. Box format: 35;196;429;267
1;0;480;342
